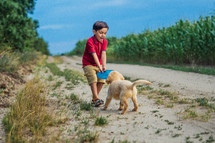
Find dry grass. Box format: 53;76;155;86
3;78;54;142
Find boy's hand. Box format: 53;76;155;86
102;67;106;72
98;66;103;73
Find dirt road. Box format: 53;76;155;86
59;56;215;143
62;56;215;98
2;56;214;143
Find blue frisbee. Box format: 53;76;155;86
97;70;113;79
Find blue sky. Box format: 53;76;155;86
30;0;215;55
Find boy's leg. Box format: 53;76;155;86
90;82;104;100
90;82;99;100
97;82;104;95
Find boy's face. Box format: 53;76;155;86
93;28;108;42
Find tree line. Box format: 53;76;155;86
68;15;215;66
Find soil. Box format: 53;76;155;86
58;56;215;143
0;56;214;143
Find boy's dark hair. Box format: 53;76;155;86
93;21;109;31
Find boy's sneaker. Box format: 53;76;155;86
91;99;104;107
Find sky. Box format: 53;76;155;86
30;0;215;55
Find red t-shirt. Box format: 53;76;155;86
82;36;107;67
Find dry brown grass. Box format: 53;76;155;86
3;77;54;142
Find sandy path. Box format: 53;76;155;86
62;56;215;98
59;56;215;143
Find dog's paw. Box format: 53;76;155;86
132;108;138;112
118;112;125;115
102;107;107;110
118;108;123;111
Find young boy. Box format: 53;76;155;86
82;21;109;107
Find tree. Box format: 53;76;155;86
0;0;49;54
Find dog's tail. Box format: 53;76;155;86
130;80;152;89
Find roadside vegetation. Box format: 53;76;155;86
0;0;49;55
0;50;40;73
67;15;215;75
2;55;106;142
3;77;54;142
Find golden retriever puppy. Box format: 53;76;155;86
103;71;152;114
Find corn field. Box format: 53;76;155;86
70;16;215;66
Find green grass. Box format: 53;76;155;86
45;63;63;76
46;63;86;85
0;51;39;73
195;97;215;111
80;101;93;111
107;60;215;76
95;116;108;126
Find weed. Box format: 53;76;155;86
155;99;164;105
164;84;170;87
185;136;193;143
200;132;210;135
70;93;80;103
166;104;174;108
181;108;198;120
2;78;54;142
0;52;19;72
46;63;63;76
63;69;86;84
80;101;93;112
81;119;90;126
48;75;53;81
206;135;214;143
53;81;63;90
178;98;190;104
155;128;166;134
174;125;182;130
151;110;159;113
76;129;99;143
195;97;209;106
51;93;60;98
158;83;163;87
158;89;171;95
118;140;131;143
145;125;150;129
172;134;181;138
137;85;153;92
147;95;153;99
195;97;215;111
164;120;174;125
95;116;108;126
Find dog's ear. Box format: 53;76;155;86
121;76;125;80
106;74;112;84
119;73;124;80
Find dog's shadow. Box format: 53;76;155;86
99;107;137;115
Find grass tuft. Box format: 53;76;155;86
95;116;108;126
3;78;54;142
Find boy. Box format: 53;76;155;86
82;21;109;107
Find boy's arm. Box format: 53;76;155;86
101;51;106;72
91;53;103;72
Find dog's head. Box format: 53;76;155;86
106;71;124;84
